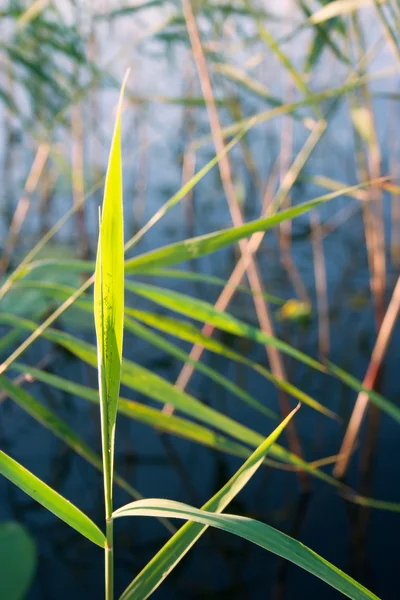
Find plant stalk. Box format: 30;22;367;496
105;518;114;600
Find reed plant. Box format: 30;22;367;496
1;1;400;599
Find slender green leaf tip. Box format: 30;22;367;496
94;70;129;512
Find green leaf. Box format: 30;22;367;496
0;374;103;467
125;281;324;372
11;362;256;463
136;268;284;304
0;521;37;600
125;196;326;273
0;315;340;487
0;371;147;504
113;500;378;600
125;183;379;274
117;407;299;600
0;451;106;548
125;310;337;420
9;281;278;419
6;280;332;418
124;315;277;419
94;74;126;512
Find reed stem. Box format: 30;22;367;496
105;518;114;600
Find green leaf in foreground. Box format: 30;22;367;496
0;521;37;600
94;73;126;517
114;499;378;600
116;407;299;600
0;451;106;548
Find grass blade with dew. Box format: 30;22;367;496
0;451;105;548
94;71;127;599
116;407;299;600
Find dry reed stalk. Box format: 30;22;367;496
311;213;330;360
334;275;400;478
0;143;50;275
181;0;308;486
278;84;310;305
132;107;149;234
72;104;89;260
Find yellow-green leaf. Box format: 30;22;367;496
94;74;127;510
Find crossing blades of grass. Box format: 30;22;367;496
114;498;378;600
115;407;299;600
11;362;259;462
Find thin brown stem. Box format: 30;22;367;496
334;276;400;478
181;0;308;488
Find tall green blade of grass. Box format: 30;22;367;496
113;499;378;600
94;73;127;600
116;407;299;600
0;451;105;548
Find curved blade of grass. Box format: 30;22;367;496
125;281;325;372
125;182;384;273
117;407;299;600
13;269;284;305
0;372;148;501
124;315;277;419
125;194;326;273
125;309;338;420
0;450;105;548
0;373;106;469
113;499;377;600
1;312;399;438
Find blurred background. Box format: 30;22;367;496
0;1;400;599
